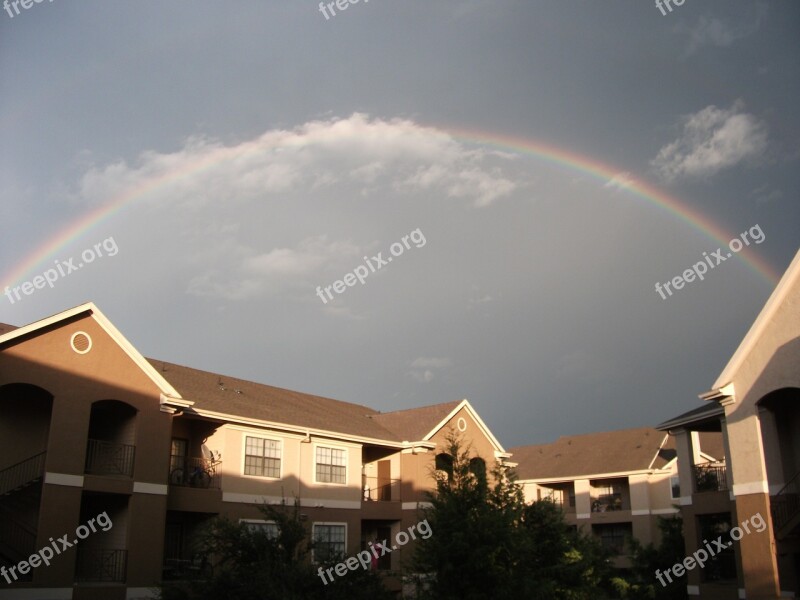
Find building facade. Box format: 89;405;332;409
0;303;510;600
658;249;800;599
511;427;723;568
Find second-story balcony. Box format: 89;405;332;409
362;475;401;502
591;493;624;512
169;455;221;490
693;464;728;493
85;439;135;477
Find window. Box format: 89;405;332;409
435;453;453;478
315;446;346;484
468;457;487;481
241;520;279;539
594;524;631;555
670;476;681;499
313;523;346;562
244;436;281;478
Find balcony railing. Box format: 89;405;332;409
591;493;624;512
771;471;800;535
693;464;728;493
75;548;127;582
168;455;221;489
362;476;401;502
85;439;135;477
0;452;46;496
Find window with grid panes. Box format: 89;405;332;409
313;524;346;561
315;446;346;484
244;437;281;478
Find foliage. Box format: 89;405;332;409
158;500;387;600
411;430;614;600
611;515;687;600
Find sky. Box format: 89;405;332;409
0;1;798;449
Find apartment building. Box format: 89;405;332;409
0;303;510;600
510;427;724;567
657;249;800;599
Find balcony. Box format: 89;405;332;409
85;439;135;477
591;493;624;512
693;464;728;493
75;548;127;582
169;456;221;490
362;475;401;502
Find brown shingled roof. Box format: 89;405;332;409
509;427;670;481
371;400;463;441
147;359;403;443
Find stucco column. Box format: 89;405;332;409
756;408;785;495
673;428;695;504
574;478;591;520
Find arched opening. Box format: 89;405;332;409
469;457;487;482
435;453;453;480
0;383;53;468
85;400;137;477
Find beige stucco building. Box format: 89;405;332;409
658;249;800;599
0;303;510;600
511;427;723;568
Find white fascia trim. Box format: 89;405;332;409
0;589;73;600
710;249;800;391
647;433;671;470
652;508;680;515
0;302;184;401
679;496;693;506
133;482;168;495
44;472;84;487
517;469;654;484
733;481;769;496
576;513;591;519
631;509;650;516
423;399;507;453
188;408;403;449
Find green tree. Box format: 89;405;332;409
411;430;612;600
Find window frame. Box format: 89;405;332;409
313;444;348;486
239;519;279;539
241;434;283;480
670;475;681;500
312;522;347;563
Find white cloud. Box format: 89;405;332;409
76;114;516;209
651;100;768;181
675;4;767;56
603;171;635;191
408;356;453;383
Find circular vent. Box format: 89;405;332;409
457;417;467;432
70;332;92;354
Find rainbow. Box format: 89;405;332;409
1;123;781;289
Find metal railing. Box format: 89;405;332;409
75;548;127;582
591;493;624;512
362;476;401;502
168;455;221;489
693;464;728;492
771;471;800;534
0;505;36;567
85;439;135;477
0;452;46;496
